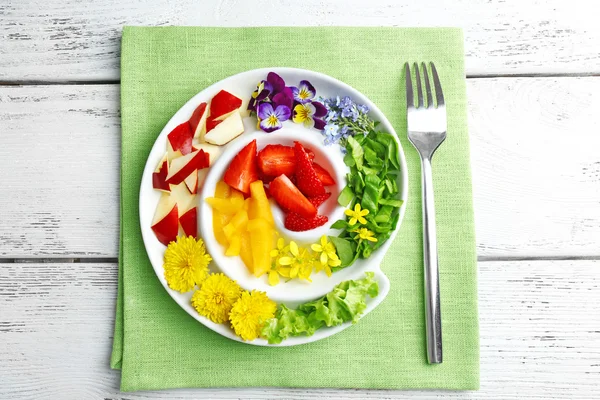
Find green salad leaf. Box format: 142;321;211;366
261;273;379;344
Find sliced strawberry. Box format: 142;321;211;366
309;192;331;208
269;175;317;218
312;163;335;186
167;122;193;155
205;116;223;133
224;139;258;194
305;148;316;161
257;144;296;177
210;90;242;119
285;212;328;232
264;184;272;199
294;141;325;197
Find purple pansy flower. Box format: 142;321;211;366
272;87;294;110
267;72;286;94
312;101;327;130
291;80;316;104
257;102;291;132
248;80;273;112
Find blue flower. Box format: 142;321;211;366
340;96;353;109
358;104;369;114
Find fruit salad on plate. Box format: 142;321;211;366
144;70;404;344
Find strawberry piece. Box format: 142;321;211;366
309;192;331;208
167;122;193;155
205;116;223;133
257;144;296;177
264;184;272;199
312;163;335;186
269;175;317;218
294;141;325;197
209;90;242;119
224;139;259;194
285;212;328;232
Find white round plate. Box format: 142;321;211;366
139;68;408;346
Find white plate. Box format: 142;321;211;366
139;68;408;346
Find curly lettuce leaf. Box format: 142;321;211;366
261;273;379;344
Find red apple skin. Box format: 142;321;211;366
205;116;223;133
152;160;170;192
209;90;242;119
166;149;209;185
179;207;197;238
189;102;207;132
151;204;179;246
167;122;193;155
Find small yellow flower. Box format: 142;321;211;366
229;290;277;341
354;227;378;242
311;235;341;277
268;270;280;286
345;203;369;226
191;273;241;324
279;241;313;281
163;236;212;293
270;238;289;262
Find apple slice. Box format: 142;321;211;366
204;111;244;146
184;171;198;194
189;102;208;141
205;116;223;133
167;122;193;155
170;182;197;215
167;141;183;162
151;194;178;246
166;148;209;185
197;168;209;193
192;143;222;166
209;90;242;120
152;153;170;192
179;207;198;238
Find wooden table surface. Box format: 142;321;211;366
1;1;599;399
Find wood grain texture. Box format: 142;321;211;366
1;77;599;258
1;0;599;82
1;260;598;399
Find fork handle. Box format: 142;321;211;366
420;156;443;364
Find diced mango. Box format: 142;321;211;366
247;218;272;277
213;210;233;246
249;181;274;225
239;231;253;274
243;198;251;212
223;209;248;240
215;180;231;199
205;197;244;214
225;235;241;256
230;188;244;203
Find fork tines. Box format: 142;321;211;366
405;62;445;109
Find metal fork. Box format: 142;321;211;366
405;62;446;364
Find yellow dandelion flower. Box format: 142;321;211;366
345;203;369;226
191;273;241;324
229;290;277;341
163;236;212;293
354;227;378;242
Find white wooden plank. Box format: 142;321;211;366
2;77;599;258
0;0;599;82
0;260;598;399
0;85;120;257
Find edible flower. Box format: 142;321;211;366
278;241;313;281
345;203;369;226
292;101;327;130
272;86;294;110
258;102;291;132
191;273;241;324
353;227;378;242
248;80;273;112
291;80;316;103
311;236;341;276
229;290;277;341
163;236;212;293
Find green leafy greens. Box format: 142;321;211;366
261;272;379;344
330;129;403;268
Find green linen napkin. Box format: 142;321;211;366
111;27;478;392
